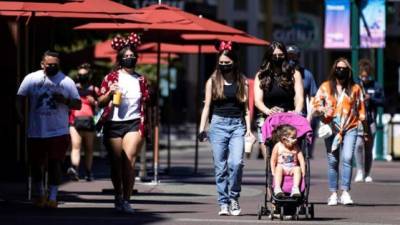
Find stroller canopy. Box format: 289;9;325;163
261;112;313;144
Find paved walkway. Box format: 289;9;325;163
1;138;400;225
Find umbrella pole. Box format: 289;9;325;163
16;20;22;164
167;53;171;174
152;41;161;184
24;14;31;165
194;45;202;174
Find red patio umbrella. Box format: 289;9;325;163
136;54;170;65
138;43;217;54
0;0;143;20
94;39;180;63
74;3;268;181
96;40;217;56
0;1;147;182
74;4;244;35
181;33;268;46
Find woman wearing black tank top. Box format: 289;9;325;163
254;41;304;159
198;41;251;216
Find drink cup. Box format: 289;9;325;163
113;91;122;106
245;133;256;153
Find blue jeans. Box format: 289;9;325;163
324;128;357;192
209;115;245;206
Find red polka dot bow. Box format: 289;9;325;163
111;32;141;51
218;41;233;52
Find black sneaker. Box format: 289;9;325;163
67;167;79;181
85;172;94;182
114;196;123;212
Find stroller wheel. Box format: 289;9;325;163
257;205;263;220
293;207;300;220
305;205;310;219
269;213;274;220
279;206;284;220
310;204;315;219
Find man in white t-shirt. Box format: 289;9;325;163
16;50;81;208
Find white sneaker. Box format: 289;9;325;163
274;187;284;197
229;199;241;216
327;193;338;206
340;192;354;205
218;204;229;216
364;176;373;183
354;170;364;183
290;187;301;197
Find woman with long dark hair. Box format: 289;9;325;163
254;41;304;158
311;57;366;206
198;41;251;216
97;33;149;214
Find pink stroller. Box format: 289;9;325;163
257;112;315;220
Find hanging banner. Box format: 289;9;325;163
272;13;321;50
360;0;386;48
324;0;351;49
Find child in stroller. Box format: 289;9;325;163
270;124;305;198
257;112;314;220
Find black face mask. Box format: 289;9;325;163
45;65;59;77
77;75;89;83
121;57;137;69
271;56;285;68
219;63;234;74
335;67;350;80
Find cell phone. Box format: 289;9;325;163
198;131;208;142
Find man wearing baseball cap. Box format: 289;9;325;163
287;45;318;158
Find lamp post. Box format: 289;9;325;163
353;0;386;160
351;0;359;79
375;48;385;160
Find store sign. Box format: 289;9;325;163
272;13;321;50
360;0;386;48
324;0;351;49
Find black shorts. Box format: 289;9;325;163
103;119;140;138
73;117;95;131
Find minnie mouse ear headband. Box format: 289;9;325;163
111;32;141;52
214;40;237;52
